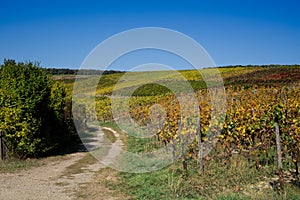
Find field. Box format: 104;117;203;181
58;65;300;199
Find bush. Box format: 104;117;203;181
0;59;76;158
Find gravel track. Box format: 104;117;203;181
0;125;123;200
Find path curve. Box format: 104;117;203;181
0;125;123;200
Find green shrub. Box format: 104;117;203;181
0;59;75;158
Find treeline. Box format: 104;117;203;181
44;68;124;75
45;65;300;75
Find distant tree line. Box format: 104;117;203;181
44;68;124;75
45;65;300;74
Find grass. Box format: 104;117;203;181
0;155;65;173
76;167;130;199
61;153;97;177
96;123;300;200
0;158;42;173
114;154;300;200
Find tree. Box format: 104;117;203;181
0;59;75;158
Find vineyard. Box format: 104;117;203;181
69;66;300;199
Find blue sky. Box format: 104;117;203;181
0;0;299;70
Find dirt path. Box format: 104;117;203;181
0;125;123;200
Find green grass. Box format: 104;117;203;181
0;155;65;173
61;153;97;177
99;123;300;200
114;155;300;200
0;158;42;173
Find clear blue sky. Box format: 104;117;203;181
0;0;299;70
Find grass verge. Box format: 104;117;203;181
101;124;300;200
115;154;300;200
0;155;66;173
0;158;42;173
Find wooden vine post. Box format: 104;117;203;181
0;130;5;160
168;121;176;162
274;115;284;191
197;117;204;172
178;120;187;170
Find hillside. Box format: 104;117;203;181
65;65;300;199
